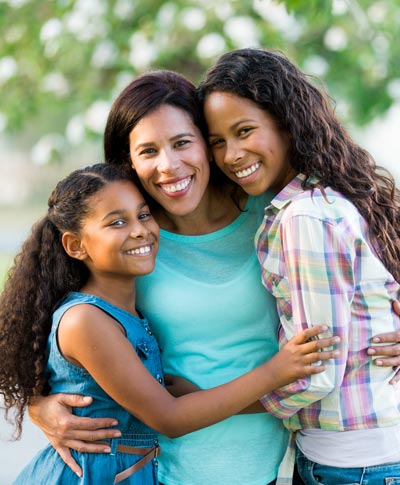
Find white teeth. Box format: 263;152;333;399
235;162;260;179
162;176;191;193
127;245;151;255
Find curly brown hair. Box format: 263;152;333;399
0;163;136;438
197;48;400;281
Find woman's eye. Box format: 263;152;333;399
175;139;190;148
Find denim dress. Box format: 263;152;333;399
13;292;163;485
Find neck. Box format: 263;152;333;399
81;276;138;316
154;184;248;235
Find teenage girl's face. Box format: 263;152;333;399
204;92;296;196
129;104;210;217
78;181;159;278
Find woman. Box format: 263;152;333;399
29;69;400;485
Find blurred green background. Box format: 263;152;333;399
1;0;400;289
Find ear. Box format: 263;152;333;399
62;232;88;261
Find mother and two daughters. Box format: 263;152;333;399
1;48;400;485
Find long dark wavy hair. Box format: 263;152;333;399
0;163;136;438
198;48;400;281
104;70;233;209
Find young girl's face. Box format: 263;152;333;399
129;104;211;217
78;181;160;278
204;92;296;196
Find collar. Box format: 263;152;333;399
269;173;308;211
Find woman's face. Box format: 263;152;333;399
204;92;296;196
129;104;210;217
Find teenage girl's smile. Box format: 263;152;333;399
129;104;210;216
204;92;296;196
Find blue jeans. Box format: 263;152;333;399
296;448;400;484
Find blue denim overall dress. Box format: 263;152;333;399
13;292;163;484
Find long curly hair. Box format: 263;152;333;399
197;48;400;281
104;70;234;209
0;163;136;438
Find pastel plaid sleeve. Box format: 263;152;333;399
261;213;355;419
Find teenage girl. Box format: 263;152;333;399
199;47;400;484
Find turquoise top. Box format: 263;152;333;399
136;193;288;485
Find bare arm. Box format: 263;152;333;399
59;306;339;438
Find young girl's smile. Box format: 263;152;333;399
204;92;296;195
75;181;159;279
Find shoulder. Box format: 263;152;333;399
59;303;122;335
284;187;358;222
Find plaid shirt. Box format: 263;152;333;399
258;174;400;433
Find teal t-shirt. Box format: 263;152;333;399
136;193;288;485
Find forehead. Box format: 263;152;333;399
132;104;195;134
88;181;144;212
204;92;269;130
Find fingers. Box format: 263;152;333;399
64;439;113;453
370;330;400;345
372;356;400;367
56;394;93;408
293;324;328;343
57;426;122;443
298;336;341;356
57;447;82;478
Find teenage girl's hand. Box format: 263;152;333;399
273;325;341;385
28;394;121;477
367;300;400;383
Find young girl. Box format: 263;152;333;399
198;48;400;484
0;163;338;484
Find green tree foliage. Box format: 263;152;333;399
1;0;399;156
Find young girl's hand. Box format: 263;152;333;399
274;325;340;385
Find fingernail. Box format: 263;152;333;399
82;396;91;403
367;348;376;355
76;472;82;478
375;359;383;366
113;431;122;437
332;350;340;356
372;337;381;343
332;336;341;343
321;325;328;331
103;447;111;453
111;420;119;426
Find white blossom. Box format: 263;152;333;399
223;16;260;48
0;56;18;85
324;26;348;51
180;7;206;31
197;33;226;59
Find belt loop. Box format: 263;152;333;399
110;437;118;456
